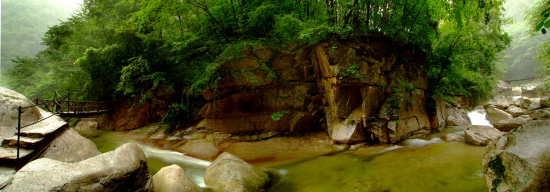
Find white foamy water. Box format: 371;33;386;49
403;138;442;147
134;143;211;187
512;96;522;100
468;108;492;126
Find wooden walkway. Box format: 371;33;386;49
32;99;110;117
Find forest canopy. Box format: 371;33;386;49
2;0;512;124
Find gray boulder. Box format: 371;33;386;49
153;165;201;192
484;95;510;110
530;108;550;120
482;120;550;192
464;125;504;146
511;87;522;96
493;116;533;132
520;98;533;109
525;98;542;115
0;87;42;139
504;105;525;117
204;152;269;192
2;143;152;192
41;129;101;163
486;108;513;125
446;103;471;126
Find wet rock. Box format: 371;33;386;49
41;129;101;163
530;108;550;120
504;105;524;117
486;108;513;125
440;134;464;142
493;116;533;132
204;152;269;192
2;143;152;191
482;120;550;192
176;139;220;160
153;165;201;192
464;125;504;146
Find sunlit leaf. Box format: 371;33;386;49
536;22;545;31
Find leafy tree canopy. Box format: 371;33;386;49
1;0;511;125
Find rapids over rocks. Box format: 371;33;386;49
80;108;492;192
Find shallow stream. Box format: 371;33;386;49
80;110;492;192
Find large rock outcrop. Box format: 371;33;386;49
100;87;174;131
153;165;201;192
192;34;431;144
482;120;550;192
464;125;504;146
505;105;525;117
204;152;269;192
40;128;101;163
1;143;152;191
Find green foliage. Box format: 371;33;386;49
347;119;358;125
271;109;290;121
1;0;513;129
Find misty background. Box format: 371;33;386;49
1;0;81;80
0;0;548;85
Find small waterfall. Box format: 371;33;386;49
134;143;211;187
468;108;492;126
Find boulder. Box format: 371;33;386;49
204;152;269;192
511;87;522;96
495;80;512;96
464;125;504;146
0;87;42;139
153;165;201;192
74;115;102;130
493;116;533;132
446;103;471;126
440;134;464;142
504;105;524;117
486;108;513;125
482;120;550;192
2;143;152;191
176;139;221;160
520;98;533;109
485;95;510;110
40;128;101;163
525;98;542;115
530;108;550;120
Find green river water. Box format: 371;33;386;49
79;125;487;192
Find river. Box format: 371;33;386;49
80;109;491;191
